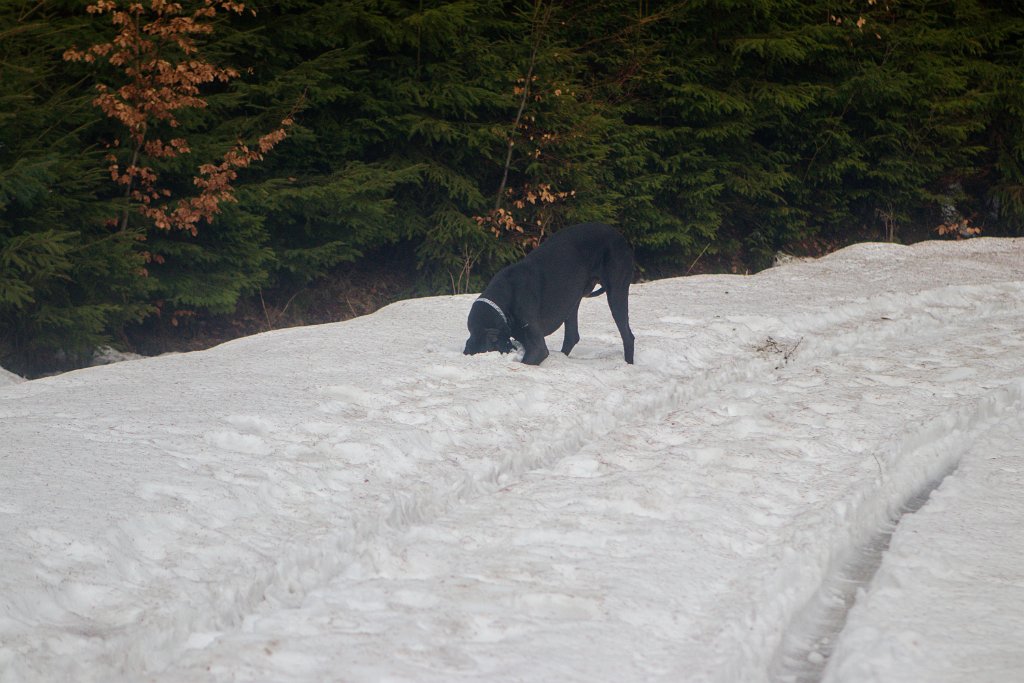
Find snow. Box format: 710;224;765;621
90;345;146;367
0;367;22;386
1;238;1023;682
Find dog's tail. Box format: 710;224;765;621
587;286;606;298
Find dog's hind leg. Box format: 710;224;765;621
561;301;581;356
607;287;635;364
601;242;635;364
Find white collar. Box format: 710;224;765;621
474;297;508;327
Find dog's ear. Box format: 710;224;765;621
485;327;514;354
487;328;514;354
465;326;513;356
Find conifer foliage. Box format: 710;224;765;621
1;0;1022;376
2;2;152;373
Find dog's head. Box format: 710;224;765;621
464;300;514;356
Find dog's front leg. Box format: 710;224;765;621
519;328;550;365
561;301;581;356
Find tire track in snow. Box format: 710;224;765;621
643;283;1024;682
768;463;959;683
762;318;1024;682
767;382;1024;682
821;379;1024;682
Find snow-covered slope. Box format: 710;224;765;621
1;239;1022;682
0;367;22;386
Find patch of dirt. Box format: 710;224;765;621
124;248;422;357
755;335;804;369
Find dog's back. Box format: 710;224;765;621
520;223;632;327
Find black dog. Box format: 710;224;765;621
463;222;634;365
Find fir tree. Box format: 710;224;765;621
0;2;152;375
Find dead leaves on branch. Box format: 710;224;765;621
474;183;575;249
935;218;982;240
144;124;292;233
64;0;287;236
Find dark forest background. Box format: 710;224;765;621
2;0;1022;377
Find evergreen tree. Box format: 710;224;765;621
1;2;152;375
